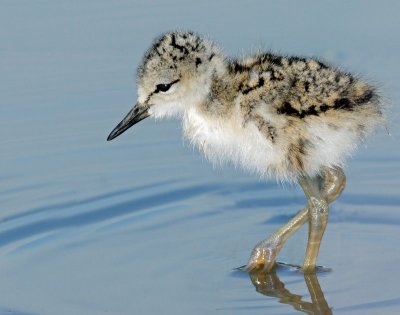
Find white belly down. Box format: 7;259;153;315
183;109;285;180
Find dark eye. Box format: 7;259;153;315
154;79;180;94
155;83;171;93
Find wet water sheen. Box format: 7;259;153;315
1;1;400;314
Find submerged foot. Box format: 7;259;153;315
245;238;283;272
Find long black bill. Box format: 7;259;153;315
107;104;150;141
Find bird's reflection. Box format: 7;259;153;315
248;264;332;314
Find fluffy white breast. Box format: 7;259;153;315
182;108;285;179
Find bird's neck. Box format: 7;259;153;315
195;59;238;118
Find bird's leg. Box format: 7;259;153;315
299;175;328;273
246;167;345;272
246;206;309;272
319;167;346;205
300;167;345;273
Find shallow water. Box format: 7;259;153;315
1;1;400;314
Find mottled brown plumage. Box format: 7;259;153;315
194;49;383;178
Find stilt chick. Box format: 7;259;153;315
107;31;384;272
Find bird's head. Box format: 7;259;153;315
107;31;224;141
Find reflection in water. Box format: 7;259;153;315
248;268;332;315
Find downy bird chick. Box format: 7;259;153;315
107;31;384;272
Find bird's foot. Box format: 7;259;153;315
245;238;283;272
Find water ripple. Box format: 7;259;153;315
0;183;220;248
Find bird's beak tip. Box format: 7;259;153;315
106;127;119;141
106;104;150;142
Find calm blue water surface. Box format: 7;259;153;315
1;1;400;314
